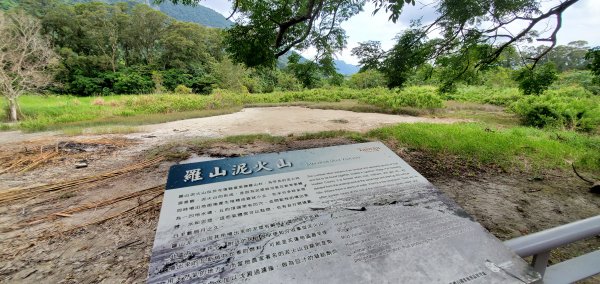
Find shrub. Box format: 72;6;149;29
174;85;192;94
479;67;517;88
552;71;600;94
513;63;558;95
189;75;214;95
359;86;444;110
112;70;154;94
510;95;600;132
443;86;521;106
276;72;302;91
545;85;593;98
348;70;387;89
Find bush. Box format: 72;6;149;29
189;75;214;95
69;75;106;96
349;70;387;89
443;86;522;106
174;85;193;94
552;70;600;95
479;67;517;88
513;63;558;95
545;85;593;98
276;72;302;91
510;95;600;132
112;70;154;94
359;86;444;110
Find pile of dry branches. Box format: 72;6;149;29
0;138;135;174
0;156;164;205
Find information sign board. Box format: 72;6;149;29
148;142;540;284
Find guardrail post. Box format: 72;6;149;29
531;250;551;276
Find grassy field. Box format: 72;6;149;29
2;86;599;174
148;123;600;174
1;87;446;132
3;85;599;132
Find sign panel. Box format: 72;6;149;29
148;142;540;284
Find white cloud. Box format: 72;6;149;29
553;0;600;46
200;0;232;16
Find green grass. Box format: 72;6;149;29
2;87;447;132
368;123;600;173
442;86;523;106
146;124;600;175
439;101;520;128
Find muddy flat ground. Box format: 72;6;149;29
0;107;598;283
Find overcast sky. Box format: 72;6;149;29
201;0;600;65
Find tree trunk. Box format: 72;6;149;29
8;97;18;121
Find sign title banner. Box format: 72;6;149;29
148;142;540;284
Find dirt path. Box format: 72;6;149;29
0;107;464;145
129;106;463;139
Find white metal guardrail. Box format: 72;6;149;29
504;215;600;283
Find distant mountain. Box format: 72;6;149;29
153;2;232;29
334;60;360;75
66;0;232;29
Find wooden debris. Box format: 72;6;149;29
0;137;135;174
23;185;165;226
0;156;165;205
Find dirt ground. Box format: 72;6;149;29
134;106;463;139
0;107;598;283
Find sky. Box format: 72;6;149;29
200;0;600;66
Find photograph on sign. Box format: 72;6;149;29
148;142;541;284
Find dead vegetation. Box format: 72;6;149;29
0;137;135;174
0;155;163;206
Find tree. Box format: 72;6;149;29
348;69;387;89
159;21;223;70
0;10;56;121
586;46;600;80
351;41;385;72
121;4;172;66
165;0;581;71
522;41;590;72
380;29;436;88
513;63;558;95
161;0;363;68
351;29;436;89
285;53;323;89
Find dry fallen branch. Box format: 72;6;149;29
22;185;165;226
0;156;164;204
42;192;164;239
0;138;135;174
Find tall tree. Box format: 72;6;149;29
0;10;56;121
164;0;581;70
122;4;172;66
585;46;600;82
159;21;224;70
351;41;385;72
522;41;590;72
